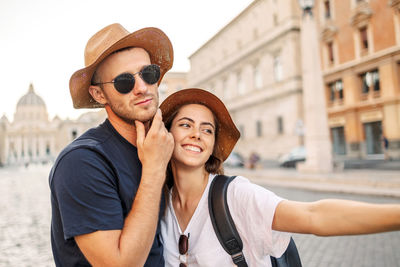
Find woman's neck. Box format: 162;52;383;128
171;165;209;232
173;168;208;201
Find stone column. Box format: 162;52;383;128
38;135;45;161
297;11;333;173
23;135;28;164
14;136;20;163
17;135;22;163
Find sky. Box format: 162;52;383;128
0;0;254;121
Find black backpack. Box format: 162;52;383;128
208;175;302;267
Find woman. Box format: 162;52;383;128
159;88;400;267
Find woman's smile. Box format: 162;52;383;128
182;144;203;153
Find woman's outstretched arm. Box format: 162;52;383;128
272;199;400;236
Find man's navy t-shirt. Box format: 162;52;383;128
49;119;164;266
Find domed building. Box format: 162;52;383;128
0;84;106;166
14;83;48;123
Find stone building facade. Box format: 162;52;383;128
316;0;400;159
159;71;188;102
187;0;304;160
186;0;400;160
0;84;106;166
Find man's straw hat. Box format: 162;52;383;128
69;23;173;108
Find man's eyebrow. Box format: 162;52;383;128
177;117;215;129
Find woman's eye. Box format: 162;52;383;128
179;123;190;128
204;129;213;134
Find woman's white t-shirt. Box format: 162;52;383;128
161;173;291;267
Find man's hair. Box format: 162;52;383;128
91;71;103;88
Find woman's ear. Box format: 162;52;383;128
88;85;107;105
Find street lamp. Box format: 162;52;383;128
296;0;333;173
298;0;315;16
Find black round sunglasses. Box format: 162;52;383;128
92;64;161;94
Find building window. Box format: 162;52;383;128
364;121;383;155
324;0;331;19
253;28;259;40
372;71;380;92
360;27;369;52
237;71;246;95
254;63;262;89
361;73;369;94
329;82;336;101
337;80;344;99
328;79;344;102
277;116;284;134
273;14;278;26
331;126;346;155
273;54;283;81
361;70;380;95
327;42;334;65
256;120;263;137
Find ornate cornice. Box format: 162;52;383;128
350;1;373;28
320;22;338;42
389;0;400;12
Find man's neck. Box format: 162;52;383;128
105;107;149;146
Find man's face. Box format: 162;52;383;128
96;47;159;124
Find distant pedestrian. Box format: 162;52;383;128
248;151;261;169
382;136;389;160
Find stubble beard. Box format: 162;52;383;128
109;97;158;125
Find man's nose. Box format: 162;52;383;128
132;74;148;95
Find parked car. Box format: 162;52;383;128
279;146;306;168
224;152;245;168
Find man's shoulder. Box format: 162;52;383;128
49;122;112;177
62;121;112;154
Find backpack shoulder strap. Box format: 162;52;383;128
208;175;248;267
209;175;303;267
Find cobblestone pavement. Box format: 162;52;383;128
0;164;54;267
0;165;399;266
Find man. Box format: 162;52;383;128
49;23;174;266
